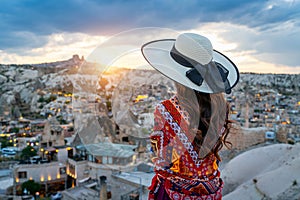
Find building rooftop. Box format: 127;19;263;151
112;171;154;187
62;184;99;200
77;142;138;158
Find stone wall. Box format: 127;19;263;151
277;126;288;143
0;161;18;169
226;125;267;150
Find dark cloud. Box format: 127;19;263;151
220;19;300;67
0;31;48;52
231;1;300;30
0;0;300;68
0;1;286;43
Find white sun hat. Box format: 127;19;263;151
141;33;239;94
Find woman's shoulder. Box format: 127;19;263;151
160;95;178;106
154;96;176;110
159;96;190;122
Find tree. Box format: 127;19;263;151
22;180;41;195
0;137;13;148
10;127;20;133
38;96;45;103
21;146;37;160
106;101;112;112
45;94;57;103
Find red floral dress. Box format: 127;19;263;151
148;96;223;200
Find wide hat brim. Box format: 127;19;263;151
141;39;239;93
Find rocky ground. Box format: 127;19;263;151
221;143;300;200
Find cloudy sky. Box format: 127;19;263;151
0;0;299;73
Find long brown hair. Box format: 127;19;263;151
175;82;231;160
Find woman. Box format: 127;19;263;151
141;33;239;200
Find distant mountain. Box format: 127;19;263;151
0;55;99;119
30;54;84;68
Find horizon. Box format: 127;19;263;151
1;55;300;75
1;1;300;74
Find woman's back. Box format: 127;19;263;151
149;96;224;199
142;32;239;200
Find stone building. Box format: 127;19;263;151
41;117;65;148
13;162;67;196
64;140;138;199
227;125;267;150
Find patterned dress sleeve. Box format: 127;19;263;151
149;105;165;160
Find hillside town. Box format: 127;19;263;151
0;56;299;199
